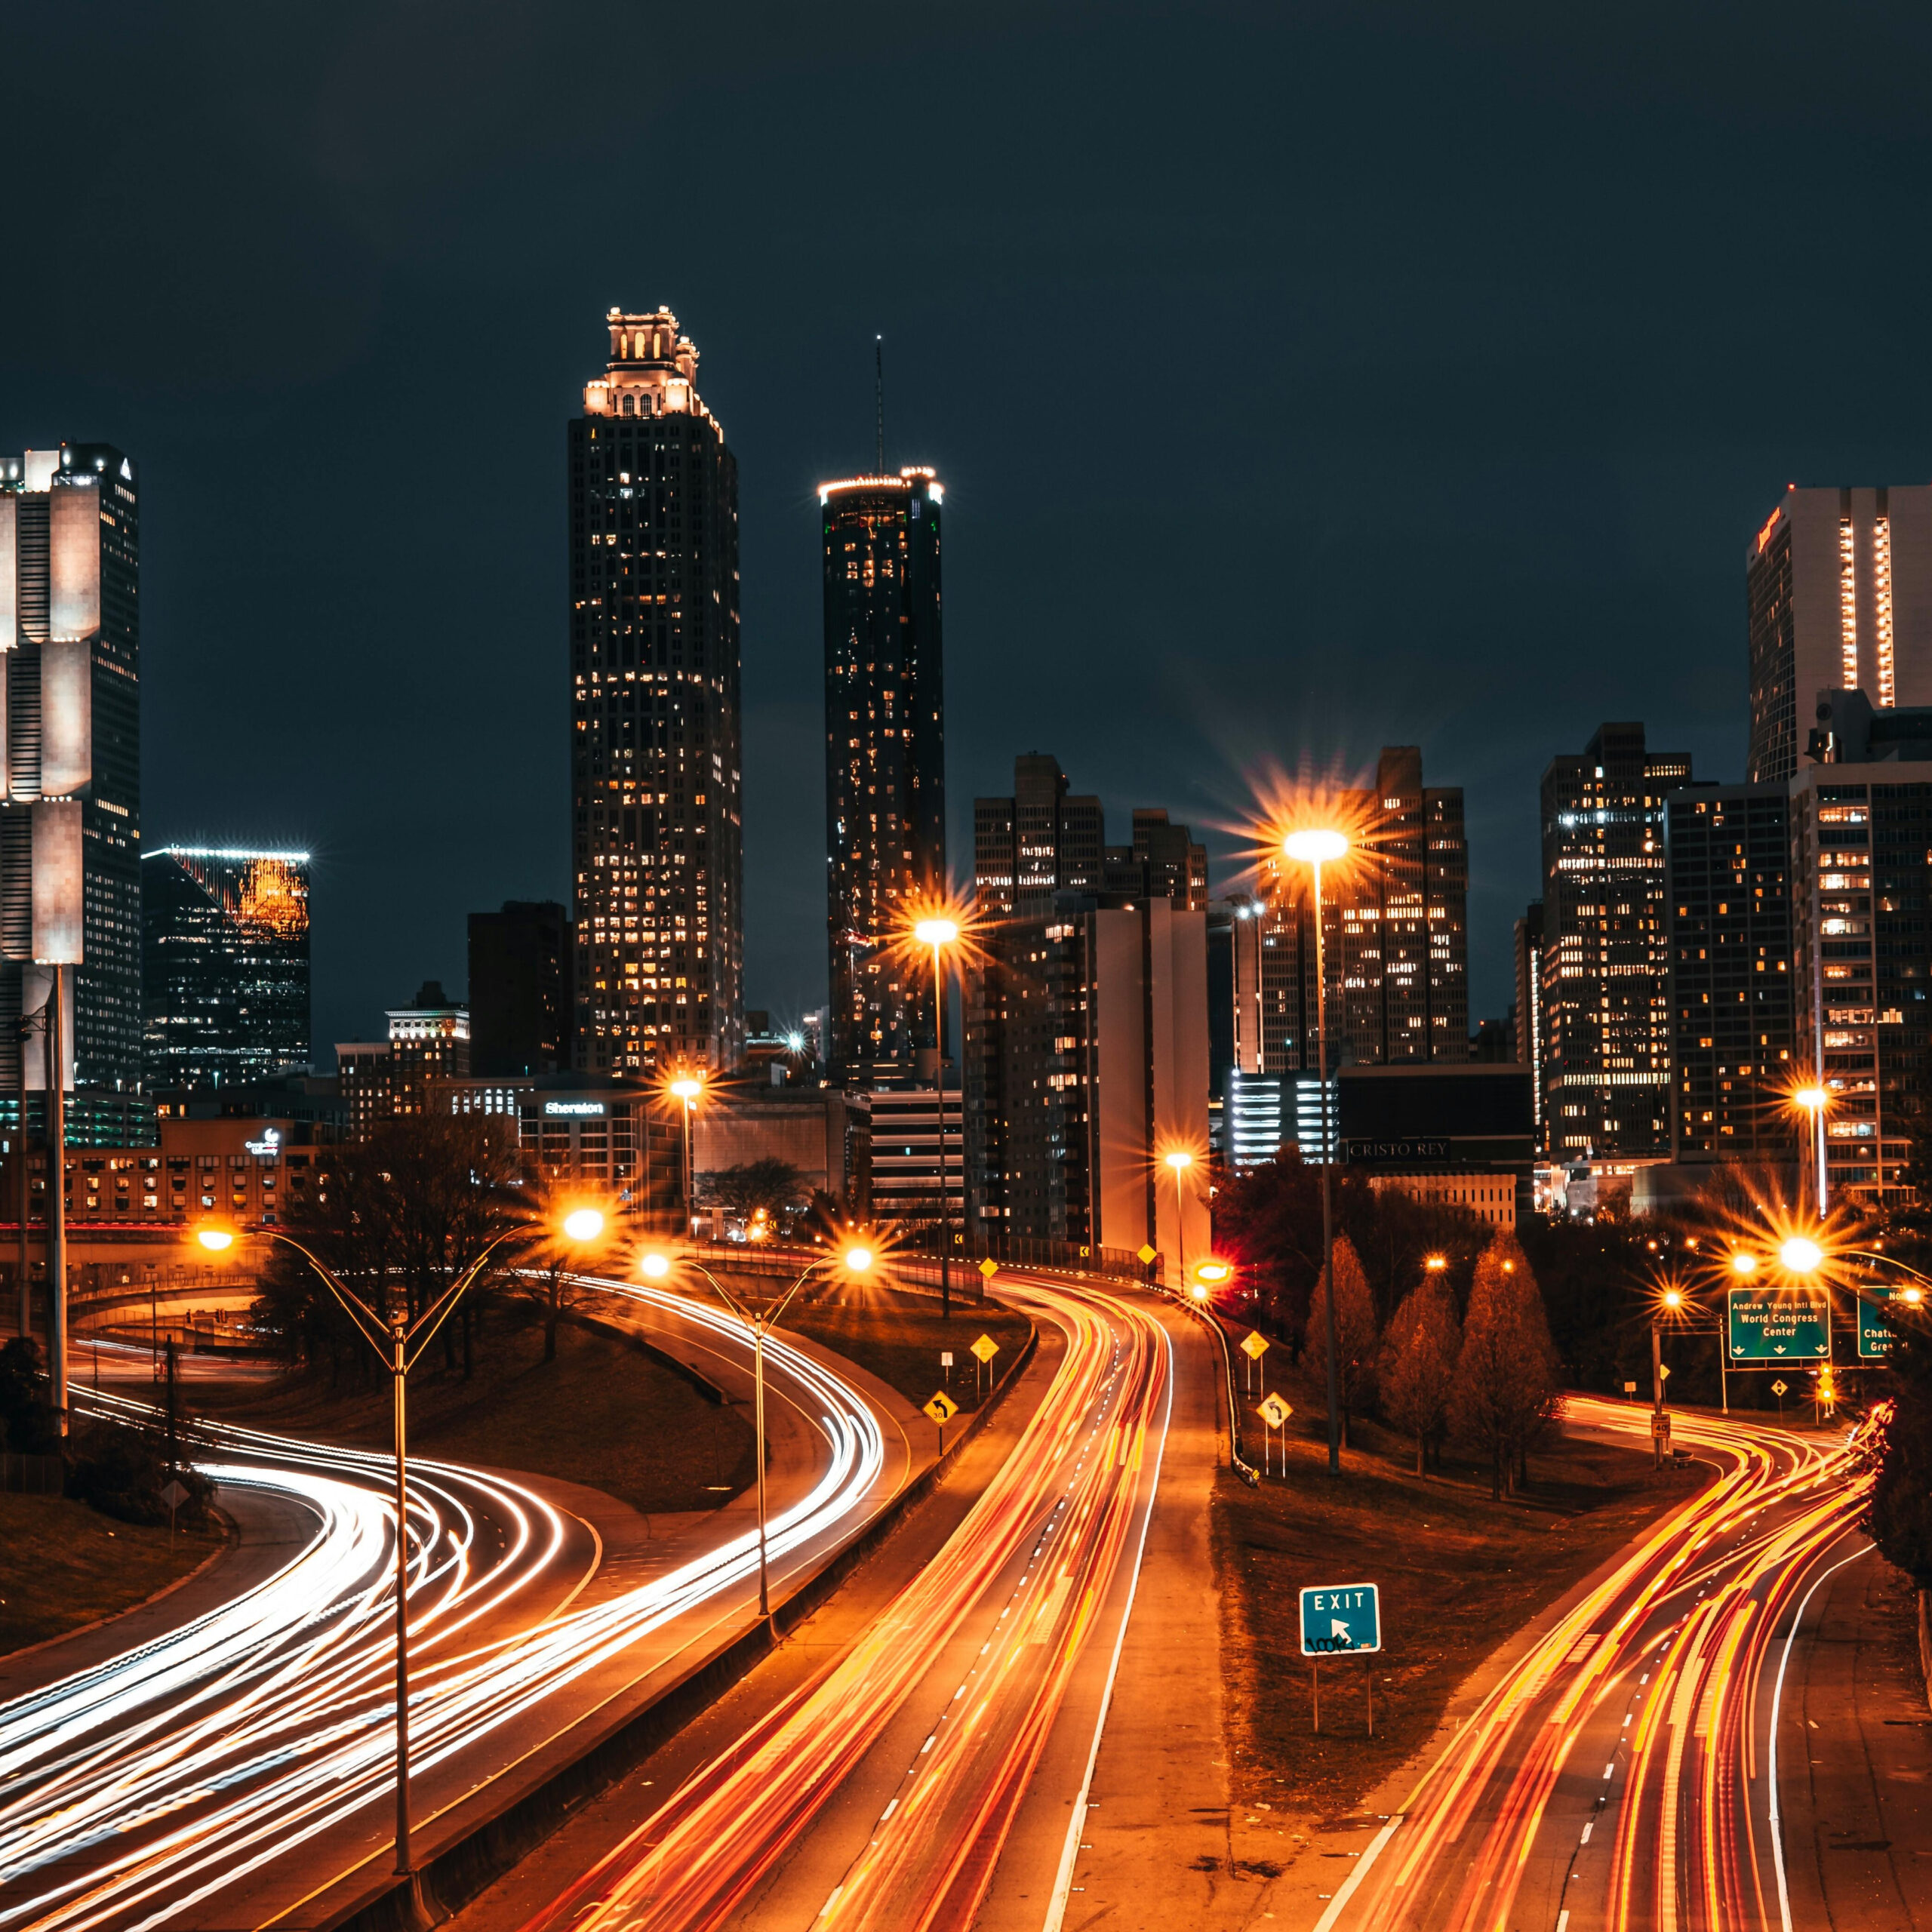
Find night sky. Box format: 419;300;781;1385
9;4;1932;1056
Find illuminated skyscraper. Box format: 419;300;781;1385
0;443;142;1098
1747;484;1932;784
143;848;312;1089
822;467;945;1078
569;308;743;1078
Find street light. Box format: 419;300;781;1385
1282;824;1349;1476
192;1204;598;1878
668;1071;707;1238
1162;1148;1196;1294
914;915;962;1318
642;1241;875;1620
1780;1235;1825;1277
1791;1082;1831;1217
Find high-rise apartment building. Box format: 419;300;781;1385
1747;484;1932;784
973;755;1207;915
1787;690;1932;1205
1235;747;1468;1078
143;848;311;1091
1513;902;1545;1135
0;444;142;1099
469;900;571;1078
1537;723;1692;1161
1663;786;1797;1165
569;308;743;1079
821;468;945;1078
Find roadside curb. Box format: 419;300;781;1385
317;1321;1041;1932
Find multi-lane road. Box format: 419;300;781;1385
0;1282;903;1932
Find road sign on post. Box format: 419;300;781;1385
1859;1291;1900;1360
1240;1331;1269;1360
1299;1583;1382;1655
1727;1286;1830;1361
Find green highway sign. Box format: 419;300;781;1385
1860;1291;1900;1360
1300;1583;1381;1656
1727;1286;1829;1362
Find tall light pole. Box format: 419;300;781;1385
46;968;66;1433
1283;826;1349;1476
1163;1149;1195;1293
915;916;960;1318
1792;1083;1830;1217
642;1239;875;1620
669;1072;706;1238
195;1206;601;1878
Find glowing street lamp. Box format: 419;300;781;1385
1162;1148;1198;1295
187;1203;598;1877
1779;1235;1825;1277
1282;824;1349;1476
645;1241;876;1619
914;912;964;1319
1790;1082;1832;1217
667;1070;708;1237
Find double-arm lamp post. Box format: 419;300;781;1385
640;1239;874;1621
194;1204;605;1878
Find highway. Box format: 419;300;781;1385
0;1282;895;1932
1327;1395;1876;1932
512;1271;1175;1932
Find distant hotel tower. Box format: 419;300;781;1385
1747;484;1932;783
143;848;312;1089
821;467;945;1079
0;445;142;1099
569;309;743;1077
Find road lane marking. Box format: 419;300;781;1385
1309;1815;1407;1932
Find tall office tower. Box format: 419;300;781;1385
821;466;945;1078
1786;690;1932;1205
973;754;1103;915
1537;722;1692;1161
469;900;571;1078
1131;810;1210;909
1513;902;1545;1138
569;308;742;1080
143;848;311;1090
1663;786;1797;1166
1234;746;1468;1077
1747;484;1932;784
0;445;141;1099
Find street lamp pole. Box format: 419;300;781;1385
1794;1084;1830;1219
1164;1149;1194;1293
669;1074;706;1239
1284;829;1348;1477
645;1240;875;1620
915;918;960;1320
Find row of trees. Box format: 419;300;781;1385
1298;1230;1564;1497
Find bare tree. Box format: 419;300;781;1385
1379;1275;1462;1475
1451;1232;1561;1498
1301;1234;1380;1447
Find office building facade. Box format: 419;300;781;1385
1663;786;1798;1166
0;443;142;1098
1747;484;1932;785
570;308;743;1081
1537;723;1692;1161
143;848;311;1091
469;900;571;1078
822;469;946;1078
337;982;471;1137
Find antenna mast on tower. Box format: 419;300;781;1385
875;335;885;472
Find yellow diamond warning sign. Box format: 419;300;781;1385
923;1391;960;1426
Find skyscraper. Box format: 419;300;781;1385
569;309;743;1079
822;467;945;1078
1747;484;1932;784
1537;722;1692;1161
0;444;141;1098
143;848;311;1090
1663;786;1797;1166
469;900;571;1078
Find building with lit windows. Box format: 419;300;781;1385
1787;689;1932;1205
1747;484;1932;785
337;982;469;1137
1663;786;1797;1168
1536;722;1692;1161
143;848;310;1091
1233;746;1468;1078
442;1071;676;1210
821;468;945;1080
0;443;143;1101
569;307;743;1080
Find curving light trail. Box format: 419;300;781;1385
519;1273;1174;1932
2;1279;887;1932
1331;1395;1872;1932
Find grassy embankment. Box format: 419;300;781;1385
0;1495;223;1655
1216;1340;1702;1814
198;1317;758;1517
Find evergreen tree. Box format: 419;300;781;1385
1451;1232;1561;1498
1301;1235;1380;1447
1380;1275;1461;1475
